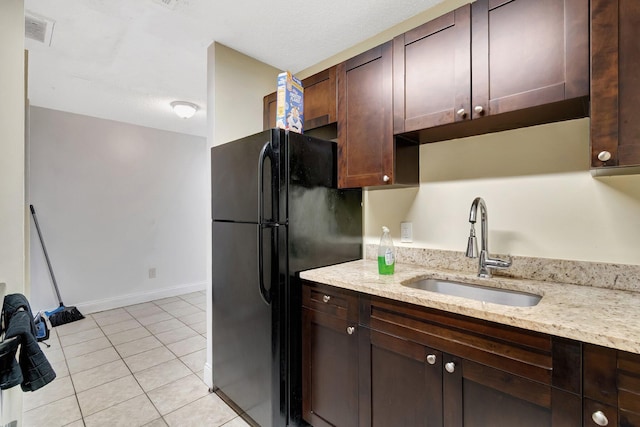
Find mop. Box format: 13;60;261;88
29;205;84;327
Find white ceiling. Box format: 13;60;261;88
24;0;444;138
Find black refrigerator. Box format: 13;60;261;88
211;129;362;426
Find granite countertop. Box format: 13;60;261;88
300;259;640;354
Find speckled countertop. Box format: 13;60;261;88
300;259;640;354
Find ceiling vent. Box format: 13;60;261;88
25;11;55;46
152;0;179;10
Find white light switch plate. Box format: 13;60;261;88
401;222;413;243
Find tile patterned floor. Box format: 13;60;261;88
23;291;249;427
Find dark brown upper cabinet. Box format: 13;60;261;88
262;66;338;132
395;0;590;143
302;66;337;130
590;0;640;174
263;91;277;130
393;5;471;134
337;42;419;189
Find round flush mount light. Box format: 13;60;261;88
170;101;199;119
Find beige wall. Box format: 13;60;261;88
0;0;26;295
295;0;640;267
0;0;25;423
212;42;280;146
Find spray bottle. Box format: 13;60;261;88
377;226;395;275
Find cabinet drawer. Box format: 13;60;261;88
302;281;358;322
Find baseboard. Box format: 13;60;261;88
76;281;207;314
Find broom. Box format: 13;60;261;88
30;205;84;327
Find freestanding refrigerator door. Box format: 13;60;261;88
212;220;283;427
211;129;280;223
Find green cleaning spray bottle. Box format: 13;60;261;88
378;226;395;275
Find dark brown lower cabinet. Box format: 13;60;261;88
583;344;640;426
448;359;581;427
302;281;640;427
302;282;360;427
363;328;580;427
368;330;443;427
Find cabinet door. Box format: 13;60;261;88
444;357;581;427
337;42;394;188
302;307;359;427
263;67;338;132
369;330;443;427
591;0;640;169
303;66;337;130
583;344;640;426
263;91;277;130
471;0;589;118
393;5;471;134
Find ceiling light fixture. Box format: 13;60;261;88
170;101;199;119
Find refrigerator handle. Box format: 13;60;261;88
257;141;273;306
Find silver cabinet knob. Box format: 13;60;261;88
445;362;456;373
382;175;390;182
346;326;355;335
322;295;331;303
474;105;484;114
456;108;466;117
426;354;436;365
592;411;609;426
597;151;612;162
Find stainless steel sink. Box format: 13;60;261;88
403;278;541;307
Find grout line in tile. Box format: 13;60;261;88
37;292;216;426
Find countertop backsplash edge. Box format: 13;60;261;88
364;244;640;293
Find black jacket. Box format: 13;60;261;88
0;294;56;391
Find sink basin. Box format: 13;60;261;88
403;278;541;307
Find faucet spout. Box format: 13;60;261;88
465;197;511;278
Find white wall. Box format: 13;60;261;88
0;0;26;423
204;42;280;388
28;107;208;314
365;118;640;266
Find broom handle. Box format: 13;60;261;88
30;205;63;305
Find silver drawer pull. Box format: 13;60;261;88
445;361;456;373
592;411;609;426
346;326;355;335
597;151;612;162
322;295;331;303
426;354;436;365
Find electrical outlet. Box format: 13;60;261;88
401;222;413;243
148;268;157;279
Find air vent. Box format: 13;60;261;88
151;0;179;10
25;11;55;46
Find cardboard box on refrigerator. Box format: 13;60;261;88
275;71;304;133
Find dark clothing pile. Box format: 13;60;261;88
0;294;56;391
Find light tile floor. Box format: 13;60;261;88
23;291;249;427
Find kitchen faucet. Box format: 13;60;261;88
465;197;512;278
